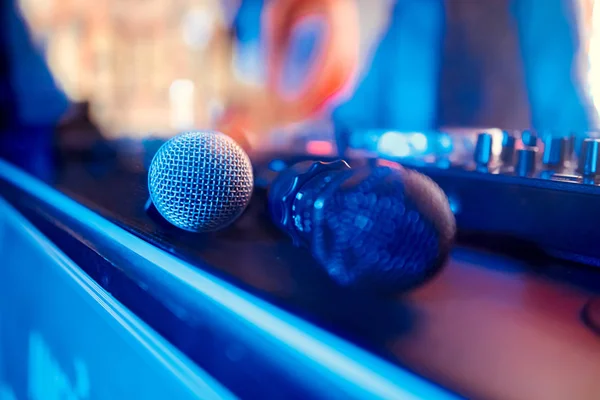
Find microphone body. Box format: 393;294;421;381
269;160;456;293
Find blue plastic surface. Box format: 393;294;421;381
0;197;235;400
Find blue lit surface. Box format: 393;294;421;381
0;159;459;399
0;197;234;400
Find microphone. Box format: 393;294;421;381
268;160;456;293
147;131;254;232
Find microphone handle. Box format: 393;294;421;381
268;160;351;249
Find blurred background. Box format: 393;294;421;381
17;0;235;136
8;0;600;149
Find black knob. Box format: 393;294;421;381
516;148;537;176
500;131;516;165
578;139;600;176
565;134;576;159
474;132;492;167
542;136;568;168
521;130;538;147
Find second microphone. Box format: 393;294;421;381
268;160;456;293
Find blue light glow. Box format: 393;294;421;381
269;159;287;172
447;194;461;215
409;133;428;152
439;134;452;150
377;131;411;158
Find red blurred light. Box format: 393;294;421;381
376;159;403;170
306;140;334;155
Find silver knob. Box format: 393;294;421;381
578;138;600;176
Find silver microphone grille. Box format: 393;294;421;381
148;131;254;232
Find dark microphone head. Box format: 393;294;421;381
269;161;456;293
148;131;254;232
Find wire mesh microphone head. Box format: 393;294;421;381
148;131;254;232
310;165;456;293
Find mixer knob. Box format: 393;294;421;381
500;131;516;165
474;132;492;167
578;138;600;176
516;148;537;176
521;130;538;147
542;136;568;168
566;134;576;158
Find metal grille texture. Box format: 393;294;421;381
148;131;254;232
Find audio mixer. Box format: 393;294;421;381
348;129;600;266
